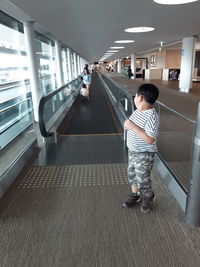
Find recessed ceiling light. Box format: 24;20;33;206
153;0;198;4
115;40;135;44
110;46;125;49
125;27;155;33
107;50;119;52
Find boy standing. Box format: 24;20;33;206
122;83;160;213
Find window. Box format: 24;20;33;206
35;33;57;94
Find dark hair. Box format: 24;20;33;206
137;83;159;104
82;83;86;88
83;67;90;74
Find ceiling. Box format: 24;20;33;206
2;0;200;61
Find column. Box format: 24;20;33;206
179;36;196;93
67;48;72;81
73;53;78;77
23;21;41;122
77;55;80;75
80;57;84;72
131;54;136;78
55;40;63;87
118;59;122;73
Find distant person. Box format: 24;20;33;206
80;83;90;102
81;67;92;96
122;83;160;213
127;66;133;79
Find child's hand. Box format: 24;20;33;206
124;120;135;130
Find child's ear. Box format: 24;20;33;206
138;95;143;102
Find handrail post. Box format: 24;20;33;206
124;98;128;141
185;103;200;227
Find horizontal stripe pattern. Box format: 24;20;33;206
127;108;160;152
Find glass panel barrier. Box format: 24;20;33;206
0;11;36;180
39;78;81;137
100;73;134;119
0;82;34;149
40;74;56;95
100;72;197;193
157;103;196;192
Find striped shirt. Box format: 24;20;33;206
127;108;160;152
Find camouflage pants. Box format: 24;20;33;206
128;150;155;195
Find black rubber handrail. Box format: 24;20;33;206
39;78;79;137
100;72;135;114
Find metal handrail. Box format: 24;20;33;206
101;72;197;124
38;77;79;137
156;101;196;124
100;72;135;114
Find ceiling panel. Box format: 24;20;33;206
3;0;200;61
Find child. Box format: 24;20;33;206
122;83;160;213
80;83;90;102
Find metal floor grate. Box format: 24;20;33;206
17;163;129;189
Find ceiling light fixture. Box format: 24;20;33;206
153;0;198;4
110;46;125;49
125;27;155;33
115;40;135;44
107;50;119;52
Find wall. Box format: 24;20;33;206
136;50;166;69
137;48;181;70
165;49;181;69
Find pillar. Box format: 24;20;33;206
179;37;196;93
23;21;41;122
73;53;78;77
55;40;63;87
131;54;136;78
118;59;122;73
67;48;72;82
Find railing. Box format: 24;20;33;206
100;73;135;121
0;80;34;150
39;74;57;95
100;71;200;226
39;78;82;137
156;101;196;192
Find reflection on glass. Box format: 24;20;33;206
0;23;29;84
0;19;34;150
42;79;82;132
35;34;57;95
157;105;195;191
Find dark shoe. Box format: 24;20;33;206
140;192;156;213
122;194;140;208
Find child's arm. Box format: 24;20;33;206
124;119;155;144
